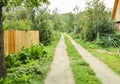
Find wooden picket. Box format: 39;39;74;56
4;30;39;55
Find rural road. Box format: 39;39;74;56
44;34;75;84
45;34;120;84
67;34;120;84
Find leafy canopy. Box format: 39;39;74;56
1;0;49;8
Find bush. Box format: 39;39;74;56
3;8;32;30
5;44;47;68
96;33;120;48
4;19;32;30
2;44;49;84
0;60;48;84
79;0;114;41
39;29;53;46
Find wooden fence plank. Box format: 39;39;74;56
4;30;39;55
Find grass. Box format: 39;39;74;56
64;35;102;84
2;32;61;84
89;50;120;75
73;38;120;75
30;32;61;84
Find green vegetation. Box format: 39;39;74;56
65;0;120;49
66;0;120;76
1;0;120;82
31;32;61;84
64;35;102;84
0;44;48;84
35;8;63;46
3;9;32;30
74;38;120;76
79;0;113;42
3;7;62;46
0;33;61;84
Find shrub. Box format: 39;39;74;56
5;44;47;68
2;44;49;84
79;0;114;41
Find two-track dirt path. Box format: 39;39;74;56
44;34;75;84
67;35;120;84
45;34;120;84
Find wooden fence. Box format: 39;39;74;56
4;30;39;55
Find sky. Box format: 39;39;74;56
48;0;115;13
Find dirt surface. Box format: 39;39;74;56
44;34;75;84
67;35;120;84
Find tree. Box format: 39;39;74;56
4;8;32;30
80;0;113;41
51;8;63;31
0;0;48;78
35;7;54;45
61;12;76;33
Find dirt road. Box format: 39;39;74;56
67;35;120;84
44;34;75;84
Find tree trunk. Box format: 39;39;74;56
31;9;35;30
0;2;7;78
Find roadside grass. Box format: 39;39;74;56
64;35;102;84
74;38;120;75
30;32;61;84
0;32;61;84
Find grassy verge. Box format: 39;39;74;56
74;38;120;75
64;35;102;84
1;32;61;84
30;32;61;84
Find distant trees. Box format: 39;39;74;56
58;0;115;47
4;8;32;30
35;7;53;45
35;8;63;45
62;0;113;43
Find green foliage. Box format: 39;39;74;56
4;9;30;21
79;0;114;41
51;9;66;32
4;19;32;30
3;8;32;30
0;0;49;79
3;6;61;46
2;44;48;84
0;60;47;84
95;33;120;48
35;8;54;46
2;0;49;8
66;0;117;49
18;44;47;63
39;29;52;46
64;35;102;84
5;54;21;68
60;13;77;33
5;44;47;68
1;33;61;84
